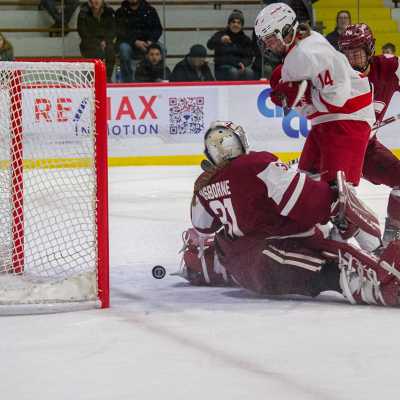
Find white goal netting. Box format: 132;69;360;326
0;61;107;312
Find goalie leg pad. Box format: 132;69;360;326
216;234;337;297
305;237;400;306
180;229;237;287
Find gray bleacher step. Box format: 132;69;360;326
1;7;261;29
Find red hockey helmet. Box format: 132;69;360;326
338;23;375;56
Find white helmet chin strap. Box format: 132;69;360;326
283;19;299;46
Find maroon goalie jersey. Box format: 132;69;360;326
191;152;335;240
369;54;400;124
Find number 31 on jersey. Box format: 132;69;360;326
209;198;244;238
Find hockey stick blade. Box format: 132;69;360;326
290;80;308;110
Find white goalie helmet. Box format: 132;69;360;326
204;121;250;166
254;3;299;62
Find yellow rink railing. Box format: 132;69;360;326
107;150;400;167
5;150;399;168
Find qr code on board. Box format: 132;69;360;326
169;97;204;134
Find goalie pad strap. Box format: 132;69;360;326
198;236;211;284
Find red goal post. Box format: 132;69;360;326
0;59;109;314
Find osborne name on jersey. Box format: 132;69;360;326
199;180;231;200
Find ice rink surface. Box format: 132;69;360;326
2;165;400;400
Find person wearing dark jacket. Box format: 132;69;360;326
170;45;215;82
134;43;171;82
325;10;351;51
116;0;165;82
207;10;254;81
77;0;116;82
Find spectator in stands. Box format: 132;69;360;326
325;10;351;51
77;0;116;83
0;33;14;61
116;0;165;83
134;43;170;82
382;43;396;55
207;9;254;81
251;29;280;80
40;0;79;37
170;44;215;82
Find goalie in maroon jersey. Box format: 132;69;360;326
339;23;400;251
173;121;400;307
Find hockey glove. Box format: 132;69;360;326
270;80;312;109
269;65;283;90
330;171;381;239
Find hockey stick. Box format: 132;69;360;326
291;80;308;110
372;112;400;132
281;81;309;165
288;157;300;166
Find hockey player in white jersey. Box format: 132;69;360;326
254;3;375;188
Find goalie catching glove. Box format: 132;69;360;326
330;171;381;239
270;80;313;109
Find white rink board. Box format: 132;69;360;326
105;82;400;158
105;82;311;157
13;82;400;159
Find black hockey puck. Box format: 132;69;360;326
152;265;166;279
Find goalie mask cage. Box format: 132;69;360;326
0;59;109;315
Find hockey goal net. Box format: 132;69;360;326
0;60;109;314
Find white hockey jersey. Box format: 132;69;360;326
282;31;375;126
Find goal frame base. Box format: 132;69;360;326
0;300;103;315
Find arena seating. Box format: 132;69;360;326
313;0;400;55
1;0;400;76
